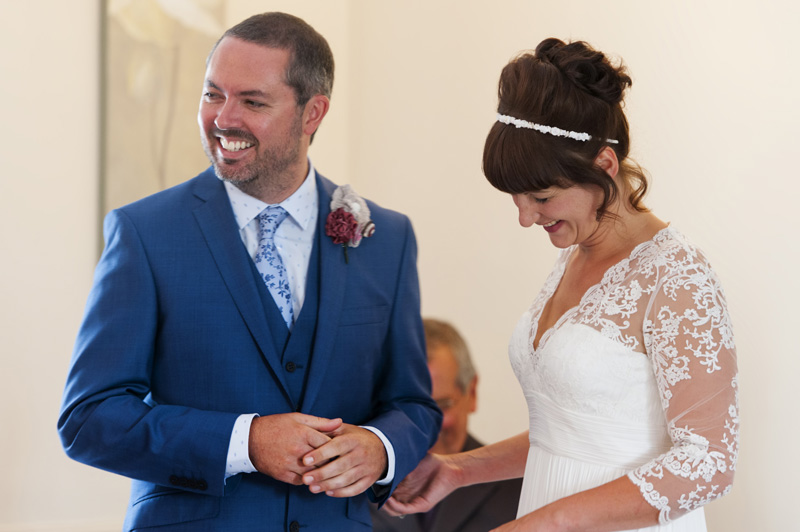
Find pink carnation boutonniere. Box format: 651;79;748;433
325;185;376;264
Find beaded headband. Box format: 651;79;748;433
496;113;619;144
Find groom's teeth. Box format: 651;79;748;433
220;138;253;152
543;220;560;227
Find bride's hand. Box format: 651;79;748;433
382;453;460;516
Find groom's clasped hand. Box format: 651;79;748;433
248;412;388;497
301;422;389;497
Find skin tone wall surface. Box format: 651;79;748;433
1;0;796;530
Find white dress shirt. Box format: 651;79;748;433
221;162;395;486
224;164;318;321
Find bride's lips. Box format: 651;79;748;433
542;220;563;233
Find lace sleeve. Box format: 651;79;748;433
629;245;739;524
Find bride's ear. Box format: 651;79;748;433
594;146;619;179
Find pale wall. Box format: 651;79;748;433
1;0;797;530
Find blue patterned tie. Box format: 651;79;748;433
255;206;293;328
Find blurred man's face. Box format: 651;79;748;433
428;344;477;455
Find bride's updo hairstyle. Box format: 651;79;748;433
483;38;648;219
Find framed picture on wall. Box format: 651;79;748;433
102;0;226;217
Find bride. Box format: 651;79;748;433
384;38;738;531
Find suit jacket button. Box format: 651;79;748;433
289;521;300;532
169;475;179;486
197;480;208;491
285;361;296;372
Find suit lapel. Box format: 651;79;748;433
300;175;348;413
190;171;292;401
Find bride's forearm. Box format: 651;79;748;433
512;476;659;532
451;431;529;488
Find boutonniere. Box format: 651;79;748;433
325;185;375;264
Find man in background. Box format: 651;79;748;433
371;318;523;532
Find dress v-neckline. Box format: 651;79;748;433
531;226;670;353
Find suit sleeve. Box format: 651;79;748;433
363;215;442;503
57;209;238;497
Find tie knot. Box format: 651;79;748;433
258;205;289;238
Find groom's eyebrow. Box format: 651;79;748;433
204;79;270;99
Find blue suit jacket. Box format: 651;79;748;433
58;168;441;531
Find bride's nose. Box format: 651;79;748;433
512;195;539;228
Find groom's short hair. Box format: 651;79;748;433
210;12;334;106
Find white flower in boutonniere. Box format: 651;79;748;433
325;185;376;264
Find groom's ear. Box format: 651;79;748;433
302;94;330;138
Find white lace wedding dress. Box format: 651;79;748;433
510;227;738;531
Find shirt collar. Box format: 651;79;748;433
223;160;318;232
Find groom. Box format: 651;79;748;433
58;12;441;531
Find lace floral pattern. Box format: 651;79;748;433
516;227;738;523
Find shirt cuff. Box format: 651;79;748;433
226;413;259;479
361;425;395;485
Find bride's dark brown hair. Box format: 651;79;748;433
483;38;648;219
